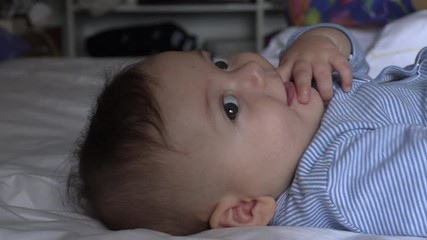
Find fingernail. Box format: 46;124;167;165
299;94;309;103
343;85;352;92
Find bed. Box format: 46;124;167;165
0;10;426;240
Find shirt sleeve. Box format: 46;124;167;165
282;23;370;79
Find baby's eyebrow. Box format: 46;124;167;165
199;50;214;65
199;49;210;58
198;50;222;133
204;80;211;111
203;77;216;132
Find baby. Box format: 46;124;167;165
70;23;427;237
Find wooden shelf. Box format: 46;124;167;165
74;3;282;13
115;4;259;13
64;0;286;57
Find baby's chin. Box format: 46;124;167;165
303;88;325;123
289;87;324;121
312;92;326;123
312;86;324;100
301;87;324;109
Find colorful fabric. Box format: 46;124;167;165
287;0;416;26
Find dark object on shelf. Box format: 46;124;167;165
138;0;254;4
86;22;196;57
20;27;62;57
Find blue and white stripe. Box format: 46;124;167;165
272;24;427;237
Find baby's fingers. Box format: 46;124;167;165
331;56;352;92
277;60;293;84
312;62;333;102
292;60;313;104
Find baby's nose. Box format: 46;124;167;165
234;61;266;89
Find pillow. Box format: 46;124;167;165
0;27;29;61
286;0;416;27
366;10;427;77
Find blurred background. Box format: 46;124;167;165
0;0;287;58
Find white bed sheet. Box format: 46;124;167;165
1;11;427;240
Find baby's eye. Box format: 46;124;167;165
222;95;239;121
213;57;229;70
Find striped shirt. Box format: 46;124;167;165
271;24;427;237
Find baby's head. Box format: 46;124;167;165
73;50;324;235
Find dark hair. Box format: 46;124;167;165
68;59;211;236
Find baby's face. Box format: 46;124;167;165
148;50;324;198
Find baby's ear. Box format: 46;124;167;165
209;196;276;229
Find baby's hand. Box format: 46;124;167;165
277;27;353;104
